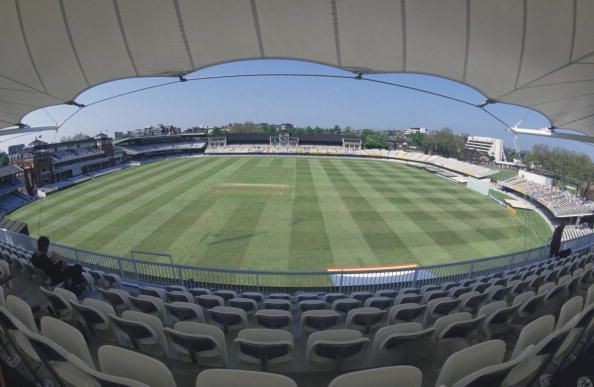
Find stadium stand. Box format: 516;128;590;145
0;165;34;216
205;142;496;179
1;234;594;386
10;134;125;196
115;134;207;159
502;176;594;218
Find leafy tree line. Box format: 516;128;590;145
523;144;594;191
404;128;465;158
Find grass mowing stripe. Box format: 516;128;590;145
308;159;379;268
352;161;489;261
131;158;255;256
288;159;334;271
368;161;533;259
15;159;186;218
320;159;417;264
241;199;293;270
11;165;149;218
77;158;236;251
34;158;216;239
198;202;267;269
16;159;188;226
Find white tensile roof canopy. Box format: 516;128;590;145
1;0;593;142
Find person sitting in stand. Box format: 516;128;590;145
31;236;85;294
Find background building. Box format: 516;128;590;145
10;134;122;194
464;135;505;163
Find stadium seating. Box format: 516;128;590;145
1;239;594;386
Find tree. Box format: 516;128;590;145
424;128;465;158
361;129;389;149
60;133;90;142
523;144;594;192
0;152;8;167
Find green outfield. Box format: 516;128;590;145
9;157;551;270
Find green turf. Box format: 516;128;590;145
9;157;551;270
490;168;518;182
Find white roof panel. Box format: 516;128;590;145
0;0;592;141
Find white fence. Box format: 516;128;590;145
2;229;593;294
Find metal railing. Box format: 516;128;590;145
2;228;593;294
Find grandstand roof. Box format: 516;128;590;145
1;2;594;141
0;165;22;179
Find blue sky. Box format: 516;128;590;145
4;59;593;159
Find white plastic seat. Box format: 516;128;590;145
0;305;39;361
306;329;369;370
163;321;227;366
255;309;293;331
67;351;148;387
0;259;12;288
71;298;114;339
263;298;292;311
375;289;399;298
504;327;571;387
458;291;488;314
98;345;176;387
110;310;168;356
350;291;373;303
510;314;555;360
196;294;225;309
478;301;519;340
296;293;319;302
129;294;166;322
165;285;187;292
300;310;341;335
324;293;347;305
214;289;238;303
485;285;509;302
422;290;449;304
234;328;294;371
0;286;4;307
372;322;435;365
448;286;471;299
228;297;259;316
269;292;291;301
165;290;193;303
165;301;205;323
40;316;95;369
364;296;393;310
195;369;297;387
435;340;506;387
207;306;248;334
388;303;427;324
437;314;485;343
423;297;461;325
6;295;38;333
45;287;77;320
332;298;362;316
138;286;166;301
298;300;326;316
451;342;532;387
24;331;105;387
189;287;212;297
432;312;472;339
556;296;583;330
394;293;422;305
328;365;422;387
241;291;264;304
345;307;385;334
98;288;130;315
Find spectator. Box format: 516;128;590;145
31;236;85;293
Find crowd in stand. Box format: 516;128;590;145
503;177;594;217
205;144;495;178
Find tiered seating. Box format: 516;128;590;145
205;145;496;178
503;177;593;217
563;225;594;242
1;239;594;386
